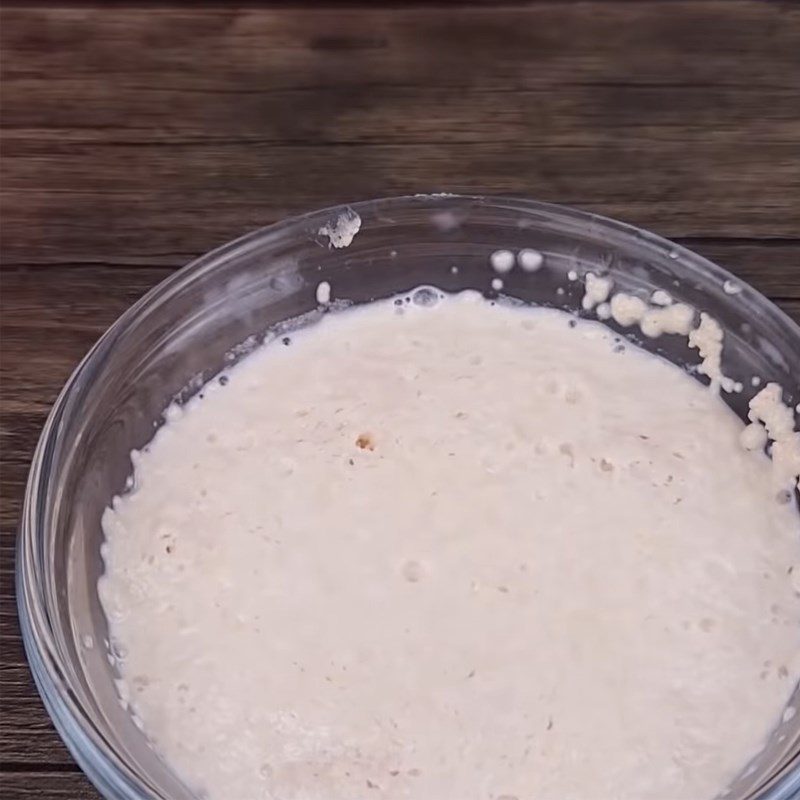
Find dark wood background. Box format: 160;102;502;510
1;3;799;798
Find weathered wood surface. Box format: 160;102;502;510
2;3;799;797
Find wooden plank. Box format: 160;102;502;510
0;772;100;800
679;240;800;300
2;2;800;269
0;640;81;768
3;4;798;95
3;138;800;261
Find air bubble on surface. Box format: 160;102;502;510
518;249;543;272
723;280;742;296
490;249;515;274
412;287;441;308
316;281;331;305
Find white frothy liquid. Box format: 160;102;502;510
99;289;800;800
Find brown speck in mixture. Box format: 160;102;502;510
389;770;400;777
547;717;554;731
467;669;476;679
497;585;509;594
366;779;380;789
348;458;355;466
356;433;375;451
779;665;789;678
165;545;173;554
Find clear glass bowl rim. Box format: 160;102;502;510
16;193;800;800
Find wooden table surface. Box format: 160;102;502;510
1;3;799;798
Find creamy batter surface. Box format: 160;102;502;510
99;289;800;800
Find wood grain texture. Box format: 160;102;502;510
0;772;101;800
3;0;800;269
1;3;799;798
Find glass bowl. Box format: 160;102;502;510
17;195;800;799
